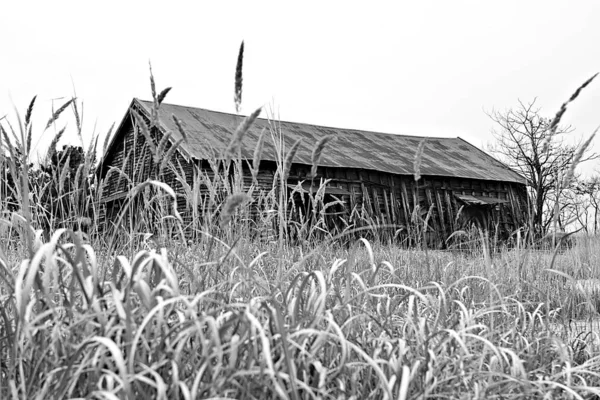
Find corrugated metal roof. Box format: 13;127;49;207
134;99;526;184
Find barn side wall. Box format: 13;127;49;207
287;163;527;245
169;159;277;229
98;109;187;231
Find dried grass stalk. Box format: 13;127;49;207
234;41;244;114
71;98;82;141
45;98;74;131
149;62;159;127
311;135;335;178
157;87;172;105
132;110;157;156
58;155;71;193
45;126;67;166
220;193;250;226
0;125;16;163
102;123;115;154
74;163;84;189
252;128;266;179
225;107;261;164
172;114;188;143
283;139;302;181
4;120;20;153
156;131;173;163
414;139;426;181
160;138;184;174
25;95;36;126
562;127;598;188
549;73;598;136
543;72;598;152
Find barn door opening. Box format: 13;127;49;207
454;194;507;230
452;193;510;251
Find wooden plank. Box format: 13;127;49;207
348;183;356;210
451;191;462;226
400;180;412;223
388;177;398;225
383;188;392;224
435;189;448;238
425;187;442;246
372;186;382;219
445;190;455;231
389;190;397;225
506;185;520;228
500;204;510;234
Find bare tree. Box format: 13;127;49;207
560;178;591;232
488;99;597;236
572;175;600;234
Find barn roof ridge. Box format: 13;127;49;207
134;98;458;142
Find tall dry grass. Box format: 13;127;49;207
0;45;599;399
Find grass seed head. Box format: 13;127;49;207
221;193;251;226
45;98;74;131
160;138;184;173
234;41;244;114
148;61;160;128
414;138;426;181
71;98;82;141
102;123;115;154
157;87;172;105
156;131;172;161
172;114;188;143
45;126;67;167
311;135;335;178
25;95;36;126
543;72;598;153
562;128;597;188
284;139;302;181
549;72;598;135
225;107;261;164
132;109;157;157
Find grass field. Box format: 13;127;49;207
1;220;600;399
1;65;600;399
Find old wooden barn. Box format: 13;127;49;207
98;98;528;245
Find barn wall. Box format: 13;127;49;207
99;108;191;231
98;107;527;244
162;159;277;229
99;115;157;200
287;163;527;245
99;116;280;233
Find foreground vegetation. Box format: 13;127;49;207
1;227;600;399
2;49;600;399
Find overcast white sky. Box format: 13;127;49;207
1;1;599;174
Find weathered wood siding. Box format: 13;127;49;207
287;163;527;244
99;116;156;201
